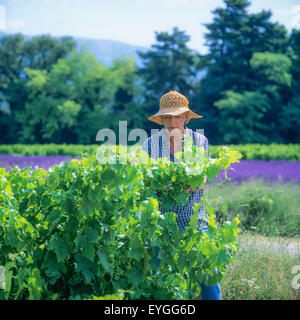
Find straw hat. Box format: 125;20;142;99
148;90;203;125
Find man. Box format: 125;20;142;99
142;90;221;300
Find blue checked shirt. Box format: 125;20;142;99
142;126;210;232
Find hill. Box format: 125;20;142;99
0;31;148;67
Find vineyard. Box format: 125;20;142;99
1;0;300;302
0;143;242;299
0;143;299;160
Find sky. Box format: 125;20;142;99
0;0;300;54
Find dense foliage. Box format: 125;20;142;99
0;142;242;299
210;180;300;237
1;0;300;145
0;143;299;160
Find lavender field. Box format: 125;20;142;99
0;154;81;171
1;154;300;184
217;160;300;184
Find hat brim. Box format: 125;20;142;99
148;108;203;125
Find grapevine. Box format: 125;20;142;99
0;144;242;299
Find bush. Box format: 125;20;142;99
0;144;241;299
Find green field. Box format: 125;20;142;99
221;232;300;300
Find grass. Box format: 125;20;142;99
206;178;300;237
221;232;300;300
204;179;300;299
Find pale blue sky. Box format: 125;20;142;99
0;0;299;53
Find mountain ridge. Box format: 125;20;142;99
0;31;148;67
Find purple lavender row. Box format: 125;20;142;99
0;154;81;171
215;160;300;183
1;155;300;183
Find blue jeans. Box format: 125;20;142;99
149;227;221;300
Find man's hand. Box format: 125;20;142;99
185;176;207;193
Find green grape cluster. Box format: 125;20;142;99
113;255;129;281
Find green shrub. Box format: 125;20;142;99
207;179;300;237
0;144;241;300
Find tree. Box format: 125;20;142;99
110;57;145;142
0;33;76;143
249;52;292;143
278;29;300;143
137;27;199;133
17;48;140;144
212;52;292;144
214;90;271;143
193;0;290;144
17;48;111;144
22;34;76;72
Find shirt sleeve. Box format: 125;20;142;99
204;137;209;159
142;139;149;156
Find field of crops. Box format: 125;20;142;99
1;154;300;183
0;143;299;300
0;143;300;160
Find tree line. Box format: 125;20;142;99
0;0;299;145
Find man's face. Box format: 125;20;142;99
161;113;188;133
